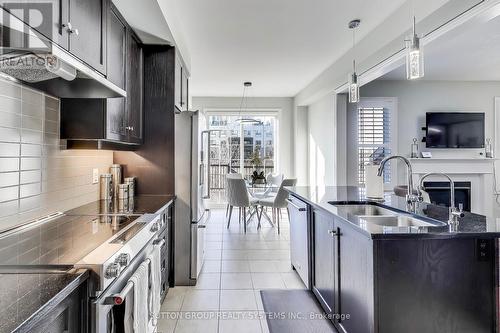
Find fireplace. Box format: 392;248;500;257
423;181;472;212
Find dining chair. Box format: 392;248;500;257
258;178;297;234
257;173;284;200
266;173;284;191
226;178;259;233
225;173;242;218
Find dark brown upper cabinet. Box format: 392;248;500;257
106;4;126;89
60;4;143;147
175;54;190;112
66;0;107;74
2;0;107;75
126;32;144;143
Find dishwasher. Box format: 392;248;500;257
286;195;311;288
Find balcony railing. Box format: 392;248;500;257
209;163;274;190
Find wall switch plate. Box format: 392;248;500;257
92;168;99;184
92;218;99;234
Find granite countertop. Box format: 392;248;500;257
286;186;500;239
0;269;88;333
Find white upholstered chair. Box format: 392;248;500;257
258;178;297;234
226;177;259;233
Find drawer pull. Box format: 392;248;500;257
286;199;306;211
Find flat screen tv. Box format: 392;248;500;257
426;112;485;148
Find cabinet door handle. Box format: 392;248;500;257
286;199;306;211
63;22;79;35
328;229;337;236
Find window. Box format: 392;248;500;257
358;107;391;185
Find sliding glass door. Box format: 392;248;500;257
206;113;277;203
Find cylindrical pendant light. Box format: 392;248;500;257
406;16;424;80
348;19;361;104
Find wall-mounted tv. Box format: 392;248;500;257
426;112;485;148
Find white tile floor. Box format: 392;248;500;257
157;208;306;333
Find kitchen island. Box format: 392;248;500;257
286;186;498;333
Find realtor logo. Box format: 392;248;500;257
0;1;54;55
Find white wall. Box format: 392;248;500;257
308;94;336;187
336;94;348;186
192;96;295;179
293;105;308;185
344;80;500;185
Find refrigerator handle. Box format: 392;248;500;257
202;131;211;199
206;136;211;199
199;163;203;186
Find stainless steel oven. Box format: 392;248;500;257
92;237;165;333
93;242;154;333
74;213;163;333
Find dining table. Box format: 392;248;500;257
244;181;279;227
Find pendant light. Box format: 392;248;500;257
236;81;260;124
405;16;424;80
348;19;361;104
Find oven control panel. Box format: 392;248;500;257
76;213;162;292
115;253;131;267
105;263;120;278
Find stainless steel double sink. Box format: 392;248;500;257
331;203;446;228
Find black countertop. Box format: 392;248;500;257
0;195;175;332
286;186;500;239
0;269;88;333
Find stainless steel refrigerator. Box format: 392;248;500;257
174;110;210;285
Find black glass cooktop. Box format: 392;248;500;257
0;214;140;266
64;195;174;216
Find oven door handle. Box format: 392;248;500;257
104;258;151;305
153;239;165;247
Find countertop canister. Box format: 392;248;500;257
110;164;122;200
365;164;384;199
100;174;113;201
124;177;136;198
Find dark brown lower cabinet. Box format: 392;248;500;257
312;208;337;315
337;220;373;333
375;238;495;333
23;280;88;333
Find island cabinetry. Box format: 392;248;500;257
311;207;337;315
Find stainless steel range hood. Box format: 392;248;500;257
0;7;125;98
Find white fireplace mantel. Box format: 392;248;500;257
409;158;496;174
409;158;496;216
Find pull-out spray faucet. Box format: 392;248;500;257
418;173;464;232
378;155;418;212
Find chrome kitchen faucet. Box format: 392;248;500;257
377;155;419;212
418;173;464;232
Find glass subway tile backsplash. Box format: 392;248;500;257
0;78;113;231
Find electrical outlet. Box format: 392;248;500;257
92;168;99;184
92;218;99;234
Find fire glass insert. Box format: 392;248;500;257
423;181;471;212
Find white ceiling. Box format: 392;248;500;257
380;8;500;81
164;0;408;97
